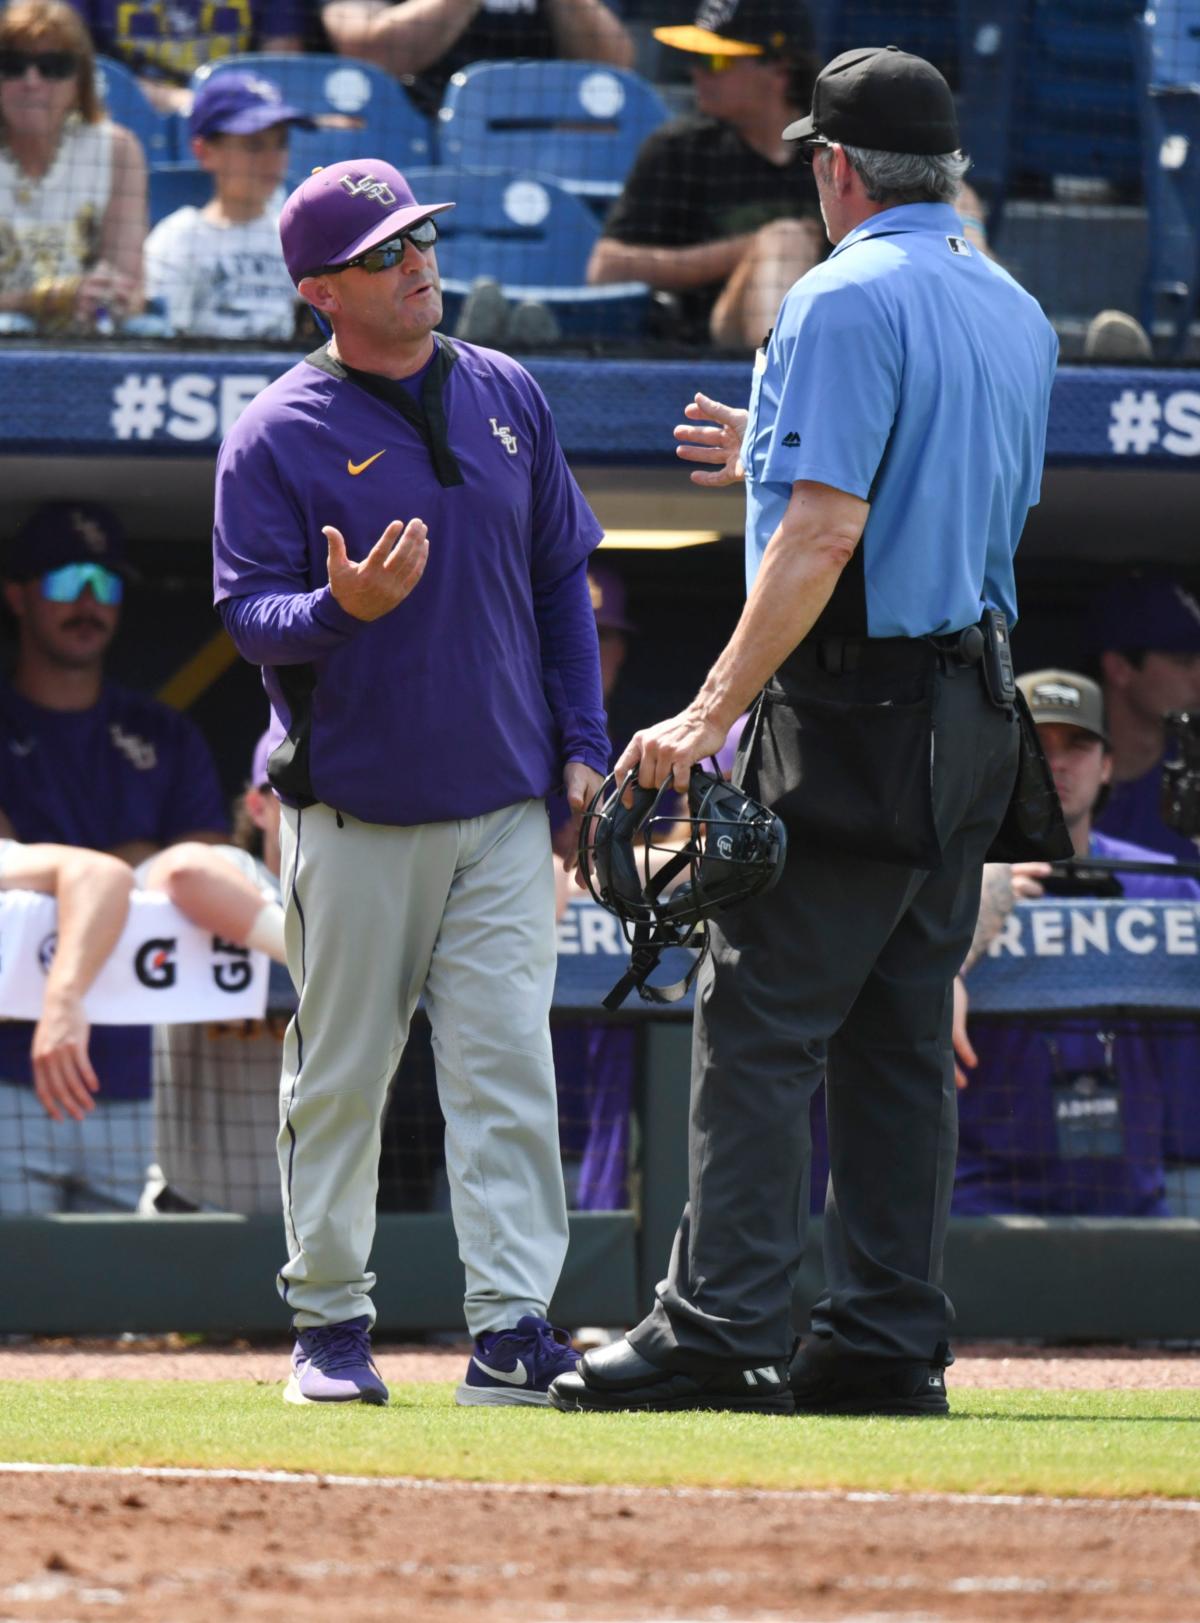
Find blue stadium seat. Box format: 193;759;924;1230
189;53;435;180
147;162;212;226
1143;0;1200;88
1137;7;1200;353
436;61;668;204
821;1;959;79
406;166;651;338
94;55;177;163
957;0;1022;203
1016;0;1142;192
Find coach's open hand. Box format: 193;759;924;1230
325;518;429;621
616;707;729;791
673;392;748;487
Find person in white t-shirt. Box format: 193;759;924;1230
145;71;312;340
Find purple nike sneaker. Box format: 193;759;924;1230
455;1314;580;1407
284;1315;389;1406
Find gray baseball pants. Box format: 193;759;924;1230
276;797;568;1334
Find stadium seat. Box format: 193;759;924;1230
94;55;177;163
1016;0;1142;193
405;166;651;339
189;53;435;182
956;0;1142;248
1137;6;1200;353
821;1;959;81
957;0;1022;208
435;61;668;204
147;162;212;227
1143;0;1200;88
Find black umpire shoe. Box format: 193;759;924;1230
788;1335;952;1417
548;1337;794;1414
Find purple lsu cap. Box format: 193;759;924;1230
2;501;128;582
279;159;454;285
189;72;314;143
1089;575;1200;656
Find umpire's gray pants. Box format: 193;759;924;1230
276;798;568;1334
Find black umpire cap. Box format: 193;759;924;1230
784;45;960;154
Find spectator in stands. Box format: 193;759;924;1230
321;0;634;118
953;669;1200;1218
0;0;145;333
145;73;310;340
73;0;303;116
140;729;290;1215
0;500;230;1211
1091;575;1200;861
588;0;825;348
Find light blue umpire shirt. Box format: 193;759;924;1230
741;202;1059;638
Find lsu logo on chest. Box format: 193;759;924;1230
489;417;518;455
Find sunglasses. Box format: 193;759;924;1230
331;218;439;276
0;49;78;80
40;562;123;606
700;53;736;72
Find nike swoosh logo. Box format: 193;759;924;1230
471;1356;528;1386
347;450;386;476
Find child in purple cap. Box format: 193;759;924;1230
144;72;311;339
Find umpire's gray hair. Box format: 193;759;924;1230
834;144;971;205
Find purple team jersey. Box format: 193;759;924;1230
213;340;607;826
0;683;230;1101
1094;758;1199;863
954;831;1200;1215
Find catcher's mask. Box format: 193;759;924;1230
578;763;787;1009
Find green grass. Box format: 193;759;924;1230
1;1382;1198;1499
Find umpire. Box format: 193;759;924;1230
551;47;1059;1416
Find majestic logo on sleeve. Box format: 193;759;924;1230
489;417;518;455
339;174;397;207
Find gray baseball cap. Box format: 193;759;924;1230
1018;669;1108;744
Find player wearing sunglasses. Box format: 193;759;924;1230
0;0;146;332
0;500;232;1212
214;159;610;1406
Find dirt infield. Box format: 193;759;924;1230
1;1468;1198;1623
2;1343;1198;1623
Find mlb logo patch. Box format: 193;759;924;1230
946;235;972;256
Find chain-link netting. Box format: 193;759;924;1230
0;0;1197;356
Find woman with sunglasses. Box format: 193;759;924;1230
0;0;146;332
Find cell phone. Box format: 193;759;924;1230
1039;865;1123;898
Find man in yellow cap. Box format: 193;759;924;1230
589;0;825;348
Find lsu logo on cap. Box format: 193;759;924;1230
70;509;109;555
339;173;397;207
